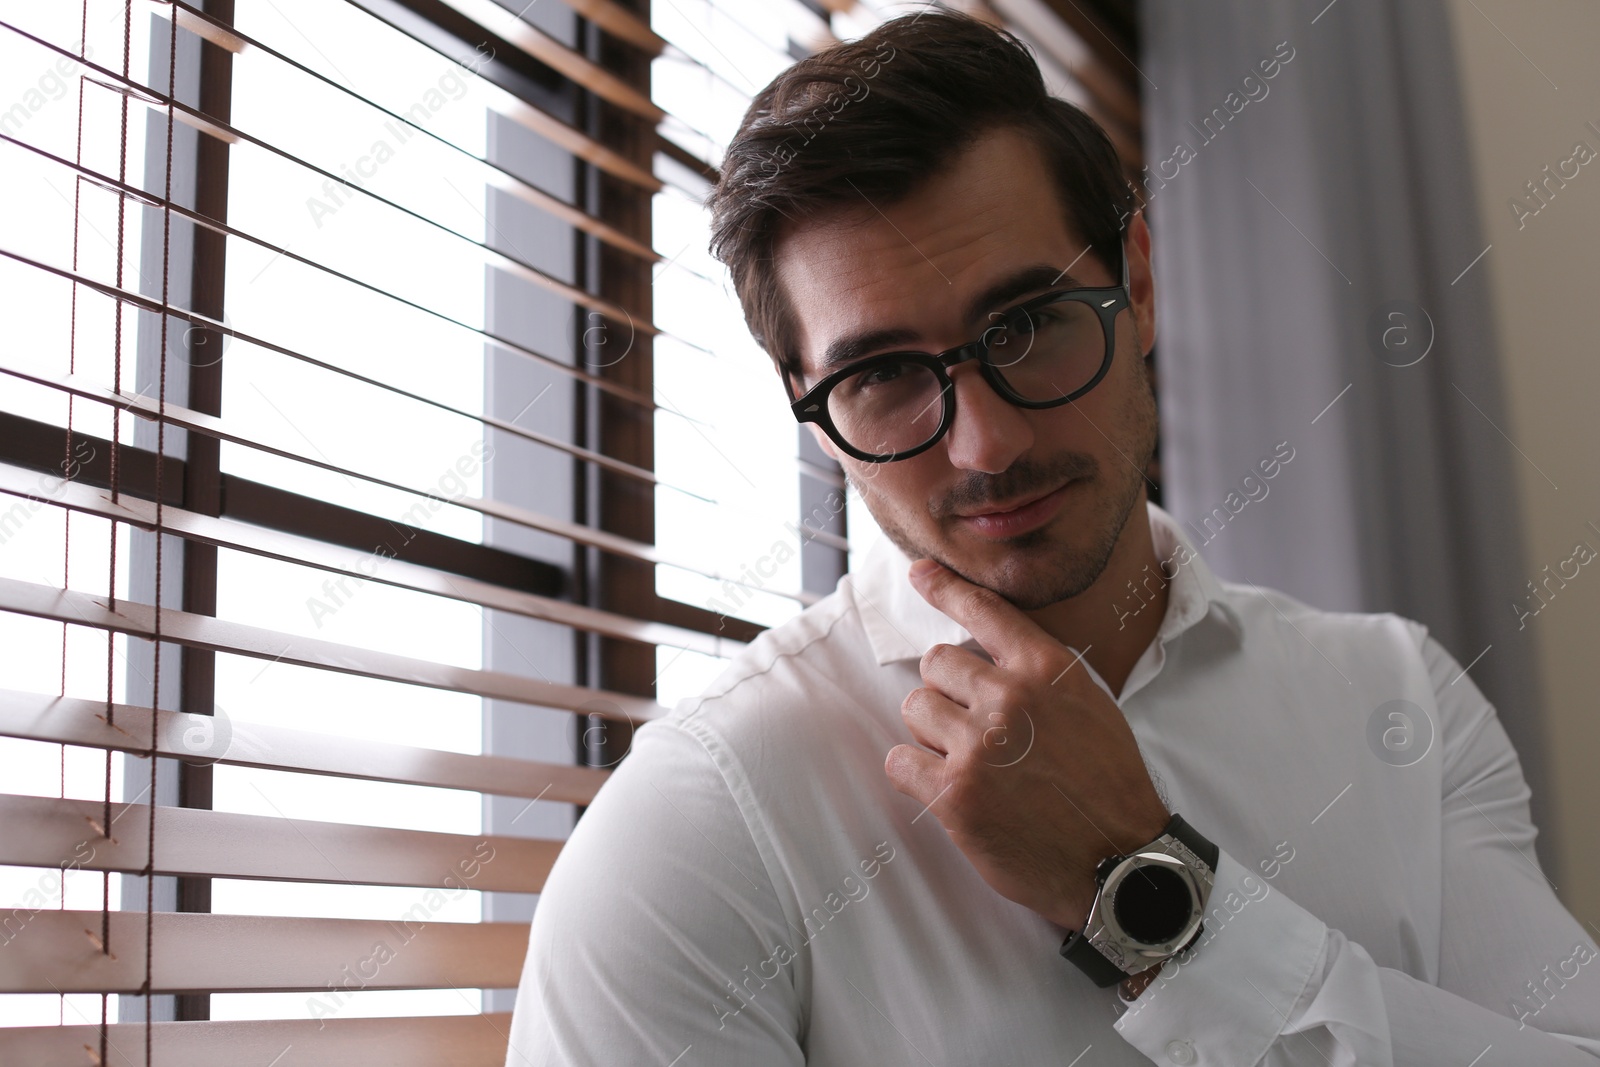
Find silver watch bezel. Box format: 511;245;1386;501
1080;833;1215;976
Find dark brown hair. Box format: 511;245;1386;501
707;10;1136;386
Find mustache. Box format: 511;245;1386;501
933;455;1098;518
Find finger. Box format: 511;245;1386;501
899;685;970;757
1045;643;1096;690
918;640;1003;707
883;742;948;809
908;558;1055;669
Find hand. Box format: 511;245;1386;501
884;558;1171;932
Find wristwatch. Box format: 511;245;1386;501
1059;812;1218;987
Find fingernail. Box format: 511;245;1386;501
909;558;939;580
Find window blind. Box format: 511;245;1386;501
0;0;686;1061
0;0;1141;1062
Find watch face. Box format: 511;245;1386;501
1110;864;1193;944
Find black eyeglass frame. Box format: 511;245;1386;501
785;240;1131;463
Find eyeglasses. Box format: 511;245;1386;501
785;242;1131;463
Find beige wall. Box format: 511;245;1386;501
1445;0;1600;924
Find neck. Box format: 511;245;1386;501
1025;496;1168;698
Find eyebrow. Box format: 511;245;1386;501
811;263;1085;377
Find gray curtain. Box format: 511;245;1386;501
1140;0;1556;875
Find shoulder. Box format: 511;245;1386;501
1212;578;1515;777
625;580;905;859
667;580;886;749
1215;577;1431;663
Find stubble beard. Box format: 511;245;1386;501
848;347;1158;612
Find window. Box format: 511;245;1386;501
0;0;656;1055
1;0;1141;1060
649;0;859;710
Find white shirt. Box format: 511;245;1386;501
505;502;1600;1066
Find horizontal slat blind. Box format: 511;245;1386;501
543;0;663;53
3;1013;515;1067
2;912;527;993
433;0;662;120
0;458;747;649
0;688;608;804
0;576;668;719
0;236;660;410
0;98;661;365
1;794;557;892
0;0;671;1054
645;0;847;641
169;0;661;188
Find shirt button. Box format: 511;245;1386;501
1165;1039;1197;1065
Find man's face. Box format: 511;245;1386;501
773;126;1159;610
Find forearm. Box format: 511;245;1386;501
1113;851;1600;1066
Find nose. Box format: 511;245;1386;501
939;363;1034;473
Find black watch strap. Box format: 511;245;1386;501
1164;812;1219;872
1060;925;1127;986
1058;813;1218;987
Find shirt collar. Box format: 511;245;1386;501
846;501;1243;666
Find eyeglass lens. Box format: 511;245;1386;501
825;296;1108;457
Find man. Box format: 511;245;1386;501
506;13;1600;1065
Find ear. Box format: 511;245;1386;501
805;422;839;461
1126;210;1156;356
772;358;839;460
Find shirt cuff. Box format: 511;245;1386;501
1112;848;1327;1066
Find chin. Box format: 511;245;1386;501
980;570;1076;612
988;501;1136;602
880;484;1127;610
934;540;1090;611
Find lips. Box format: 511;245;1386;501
955;478;1082;539
959;479;1074;519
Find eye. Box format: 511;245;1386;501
1013;299;1088;337
858;360;910;386
991;302;1047;340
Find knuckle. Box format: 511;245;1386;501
980;706;1023;751
942;760;982;808
1045;650;1086;687
982;705;1019;735
942;744;978;782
